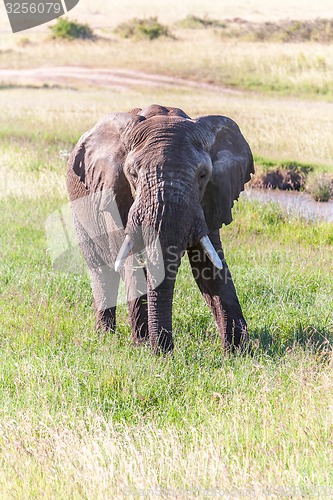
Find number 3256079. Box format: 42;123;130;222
5;3;62;14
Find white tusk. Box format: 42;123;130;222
114;235;133;272
200;236;223;269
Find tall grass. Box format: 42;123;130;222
1;164;333;495
0;193;333;496
306;172;333;201
0;85;332;171
1;30;333;100
1;363;333;498
1;20;333;491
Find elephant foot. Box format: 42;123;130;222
222;317;249;353
150;329;174;355
131;328;149;347
131;337;149;348
131;321;149;346
95;307;116;332
128;297;149;346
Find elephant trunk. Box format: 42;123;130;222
116;182;220;352
147;277;175;353
141;200;186;353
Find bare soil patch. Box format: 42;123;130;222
0;66;243;93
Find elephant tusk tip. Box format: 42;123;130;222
114;260;124;273
210;254;223;269
200;235;224;270
215;258;224;270
114;235;133;272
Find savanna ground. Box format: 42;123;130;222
0;1;333;497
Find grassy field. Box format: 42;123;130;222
1;0;333;33
1;177;333;496
1;0;333;496
2;29;333;102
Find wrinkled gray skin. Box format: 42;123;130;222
67;105;254;353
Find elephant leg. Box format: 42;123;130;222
122;260;148;345
127;295;148;345
73;212;120;332
187;230;248;349
91;265;120;332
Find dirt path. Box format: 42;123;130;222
0;66;243;93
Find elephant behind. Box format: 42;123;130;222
67;104;254;353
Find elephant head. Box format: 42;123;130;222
67;104;254;353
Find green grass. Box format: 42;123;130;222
1;42;333;493
306;172;333;201
254;156;317;173
1;191;333;495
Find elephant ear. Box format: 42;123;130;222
68;112;145;227
196;115;254;229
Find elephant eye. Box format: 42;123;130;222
129;169;138;181
199;170;207;180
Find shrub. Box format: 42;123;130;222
306;173;333;202
251;164;308;191
114;17;171;40
215;17;333;43
49;18;95;41
176;15;225;29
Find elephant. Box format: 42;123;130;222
66;104;254;353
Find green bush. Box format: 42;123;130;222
306;173;333;202
114;17;171;40
49;18;95;41
176;15;225;29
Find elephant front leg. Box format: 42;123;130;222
122;260;148;345
127;295;148;345
188;230;248;350
73;214;120;333
95;306;117;332
91;265;120;332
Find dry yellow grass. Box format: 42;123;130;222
1;30;332;114
1;0;333;34
0;165;66;199
1;84;332;186
76;0;333;25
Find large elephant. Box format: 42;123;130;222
67;104;254;353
